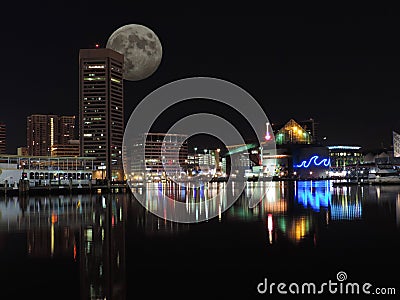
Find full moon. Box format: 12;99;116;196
106;24;162;81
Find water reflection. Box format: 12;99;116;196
295;180;331;211
0;193;126;299
1;181;400;298
80;194;125;300
398;194;400;227
132;182;235;223
129;181;400;245
330;185;362;220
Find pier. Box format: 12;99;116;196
1;179;128;196
0;155;132;196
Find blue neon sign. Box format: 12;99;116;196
295;155;330;168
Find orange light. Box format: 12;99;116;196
51;213;58;224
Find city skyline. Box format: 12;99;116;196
1;8;400;153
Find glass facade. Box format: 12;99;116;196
129;133;188;182
327;145;362;169
275;119;312;145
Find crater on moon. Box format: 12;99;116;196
106;24;162;81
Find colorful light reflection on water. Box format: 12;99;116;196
295;180;331;211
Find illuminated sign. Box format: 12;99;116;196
327;146;361;150
295;155;330;168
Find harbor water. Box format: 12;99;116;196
1;180;399;298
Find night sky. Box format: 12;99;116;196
1;5;399;153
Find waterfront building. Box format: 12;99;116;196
274;119;312;145
79;48;124;181
393;131;400;158
187;153;199;169
59;116;76;145
51;139;80;157
27;114;76;156
221;157;227;174
27;114;57;156
129;133;188;181
226;143;260;178
0;154;95;186
187;148;223;175
272;118;317;145
17;147;28;156
327;145;363;168
198;151;213;171
193;149;221;175
326;145;363;178
364;149;400;167
292;145;330;179
223;118;329;180
0;122;5;154
267;118;329;179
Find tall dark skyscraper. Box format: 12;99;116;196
27;114;77;156
0;122;6;154
79;48;124;181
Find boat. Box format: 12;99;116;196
367;167;400;184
